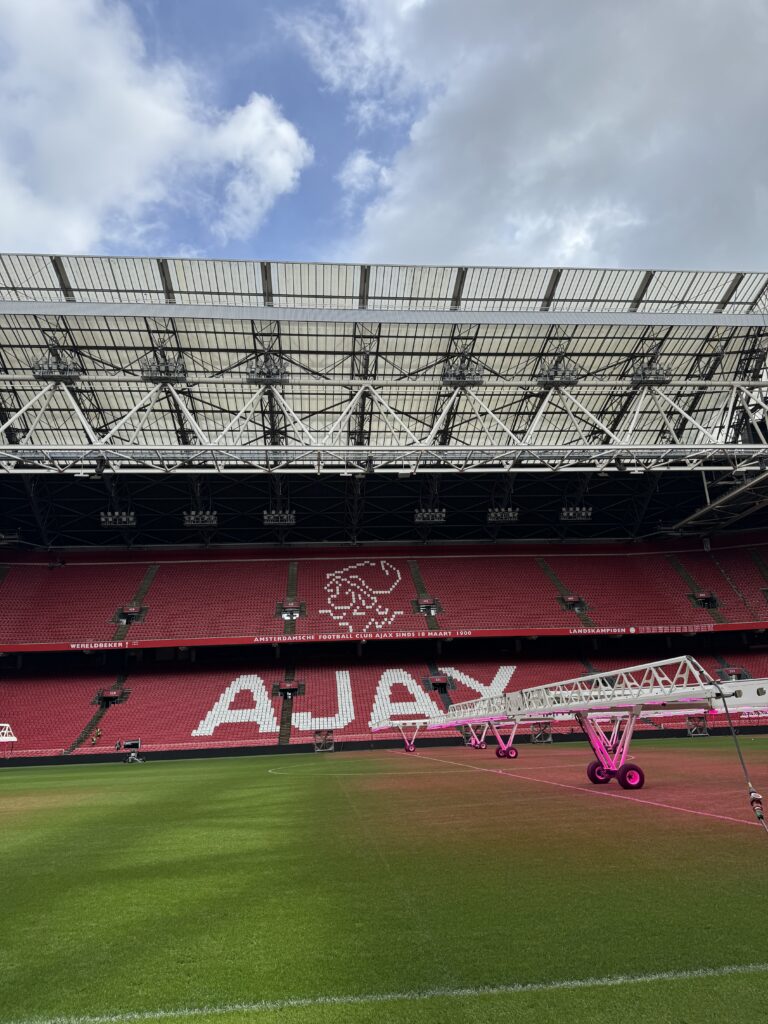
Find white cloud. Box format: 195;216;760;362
208;94;312;242
292;0;768;269
337;149;387;211
288;0;428;126
0;0;312;252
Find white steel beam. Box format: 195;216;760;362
0;383;56;435
1;443;766;474
2;298;768;328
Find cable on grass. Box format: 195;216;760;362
712;682;768;837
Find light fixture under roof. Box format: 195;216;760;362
247;351;288;385
32;347;80;382
441;357;484;387
560;504;592;522
183;510;218;527
100;510;136;528
535;367;580;388
630;359;671;387
414;507;446;524
263;510;295;527
140;348;187;383
487;506;519;523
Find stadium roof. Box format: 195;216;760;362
1;254;768;546
2;254;768;312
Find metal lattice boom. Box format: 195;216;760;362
370;657;768;732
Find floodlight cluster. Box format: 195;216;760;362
99;510;136;528
559;504;593;522
413;508;446;524
183;510;218;527
263;510;296;526
487;506;519;523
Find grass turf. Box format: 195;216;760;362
2;737;767;1024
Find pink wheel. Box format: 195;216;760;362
617;763;645;790
495;747;505;759
506;746;519;759
587;760;611;784
479;741;487;750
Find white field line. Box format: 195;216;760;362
5;964;768;1024
267;767;475;777
266;761;590;777
495;762;589;770
411;751;762;828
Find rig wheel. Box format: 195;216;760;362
479;742;487;750
495;747;505;759
587;760;611;785
405;743;416;753
617;763;645;790
506;746;519;759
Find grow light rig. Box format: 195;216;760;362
371;656;768;792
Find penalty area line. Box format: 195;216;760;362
5;964;768;1024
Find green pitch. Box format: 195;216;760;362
2;738;767;1024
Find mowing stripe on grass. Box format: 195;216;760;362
411;751;762;828
6;963;768;1024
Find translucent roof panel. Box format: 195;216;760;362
367;264;458;310
0;254;766;314
723;272;768;312
271;262;360;309
0;253;62;301
166;259;262;306
640;270;736;313
549;268;648;311
461;266;552;311
60;256;162;303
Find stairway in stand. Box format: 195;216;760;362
112;565;159;641
65;673;130;753
278;668;296;746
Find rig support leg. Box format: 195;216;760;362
397;722;423;752
577;709;643;786
466;723;489;749
490;721;519;758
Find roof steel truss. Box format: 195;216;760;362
0;377;767;475
1;256;766;489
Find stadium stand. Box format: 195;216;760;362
10;650;758;759
541;553;716;628
90;665;282;753
705;548;768;619
666;551;753;622
0;672;117;756
0;563;148;645
417;555;576;631
126;561;289;643
5;542;768;653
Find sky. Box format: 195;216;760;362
0;0;766;269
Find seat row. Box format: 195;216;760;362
2;544;768;647
3;650;766;757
